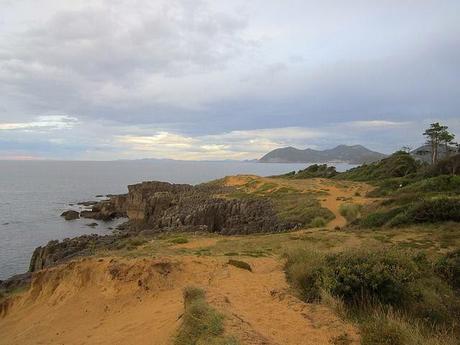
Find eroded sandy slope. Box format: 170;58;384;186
1;255;359;345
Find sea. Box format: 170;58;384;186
0;160;355;279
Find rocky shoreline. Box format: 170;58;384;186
1;179;295;294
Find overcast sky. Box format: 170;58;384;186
0;0;459;160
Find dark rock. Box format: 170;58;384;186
95;195;104;197
0;272;31;293
29;234;124;272
60;210;80;221
86;222;98;227
77;201;98;207
80;180;294;234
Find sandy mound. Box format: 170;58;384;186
1;255;359;345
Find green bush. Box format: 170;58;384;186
310;217;327;227
400;175;460;194
389;198;460;226
337;152;422;181
284;248;326;302
435;250;460;290
324;250;420;306
359;208;403;228
286;248;423;306
285;248;460;329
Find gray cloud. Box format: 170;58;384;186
0;0;459;159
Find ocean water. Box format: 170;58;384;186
0;160;355;279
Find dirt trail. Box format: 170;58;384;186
313;179;373;229
0;256;359;345
224;175;373;229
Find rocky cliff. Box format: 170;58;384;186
27;179;295;274
79;180;291;235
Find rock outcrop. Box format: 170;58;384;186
81;181;292;235
60;210;80;221
29;234;124;272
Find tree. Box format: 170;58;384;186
401;146;412;153
423;122;448;164
440;130;455;157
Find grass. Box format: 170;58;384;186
170;237;189;244
175;287;238;345
339;203;361;222
224;176;335;227
310;216;327;227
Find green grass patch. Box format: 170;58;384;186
170;237;189;244
310;216;327;228
175;287;238;345
339;203;362;222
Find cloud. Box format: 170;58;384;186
116;126;325;160
0;115;78;131
1;0;460;159
345;120;410;129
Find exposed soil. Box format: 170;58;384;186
0;256;359;345
0;176;374;344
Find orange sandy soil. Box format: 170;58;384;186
0;256;359;345
0;177;374;345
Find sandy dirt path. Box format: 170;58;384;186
224;175;373;229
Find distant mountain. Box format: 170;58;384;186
259;145;387;164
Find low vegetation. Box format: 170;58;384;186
278;164;338;179
284;247;460;345
336;151;423;181
225;176;335;227
175;286;238;345
339;203;361;222
310;216;326;227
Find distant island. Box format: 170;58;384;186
259;144;387;164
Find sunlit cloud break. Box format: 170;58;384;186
0;116;78;131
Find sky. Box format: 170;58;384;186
0;0;459;160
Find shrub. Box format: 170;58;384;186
285;248;460;328
324;250;420;306
286;248;425;307
284;247;326;302
389;198;460;226
337;152;422;181
339;203;361;222
359;208;403;228
400;175;460;194
435;250;460;290
311;217;327;227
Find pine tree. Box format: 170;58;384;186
423;122;448;164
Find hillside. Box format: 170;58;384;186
1;175;459;345
259;145;386;164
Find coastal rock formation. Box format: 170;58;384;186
60;210;80;221
29;234;123;272
81;181;292;235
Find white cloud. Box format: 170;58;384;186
0;115;78;131
346;120;410;129
115;126;324;160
